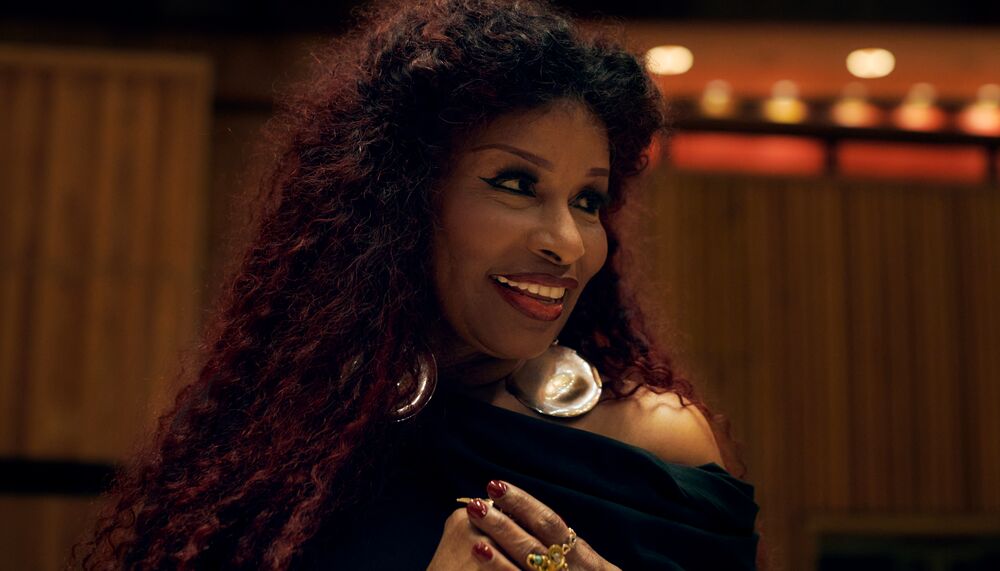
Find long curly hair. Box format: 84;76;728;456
74;0;749;568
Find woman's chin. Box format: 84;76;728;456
477;336;555;361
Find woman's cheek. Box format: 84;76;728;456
582;224;608;270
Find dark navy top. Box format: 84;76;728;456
298;388;760;569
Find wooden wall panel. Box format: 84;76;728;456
0;68;46;453
742;180;791;568
880;186;918;511
844;185;892;512
640;169;1000;571
0;44;210;571
0;45;211;461
911;189;964;510
958;189;1000;510
0;497;98;571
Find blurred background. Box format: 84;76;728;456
1;1;999;569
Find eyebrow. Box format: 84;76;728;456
469;143;610;177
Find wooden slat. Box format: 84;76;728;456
24;71;99;456
847;183;893;510
783;179;813;520
744;178;790;569
960;188;1000;510
145;76;210;421
123;76;162;450
911;188;965;510
877;183;918;510
815;179;851;510
0;69;47;454
715;179;750;453
78;76;129;460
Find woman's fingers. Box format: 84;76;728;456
478;480;618;571
440;507;521;570
485;480;572;548
465;498;548;570
470;537;520;570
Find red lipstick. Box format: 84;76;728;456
490;279;564;321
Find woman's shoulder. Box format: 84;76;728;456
590;382;725;468
476;378;725;469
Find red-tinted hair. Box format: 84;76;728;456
74;0;751;568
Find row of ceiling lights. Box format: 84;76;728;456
646;46;898;79
645;46;1000;136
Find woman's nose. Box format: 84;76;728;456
530;204;586;265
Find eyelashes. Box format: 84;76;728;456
576;191;611;214
478;167;610;215
480;168;537;194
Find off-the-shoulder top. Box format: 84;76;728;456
298;386;759;569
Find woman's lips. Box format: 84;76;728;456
490;279;564;321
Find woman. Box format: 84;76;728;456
76;0;760;569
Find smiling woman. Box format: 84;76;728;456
431;102;609;352
73;0;761;569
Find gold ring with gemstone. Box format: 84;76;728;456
526;528;577;571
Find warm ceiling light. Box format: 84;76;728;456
831;82;882;127
958;84;1000;136
846;48;896;79
763;80;808;123
893;83;946;131
645;45;694;76
700;80;736;118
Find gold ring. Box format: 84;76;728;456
526;528;577;571
565;528;577;551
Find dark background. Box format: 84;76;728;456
4;0;1000;31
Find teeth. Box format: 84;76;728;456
493;276;566;300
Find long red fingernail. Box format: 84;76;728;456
472;541;494;561
487;480;508;499
467;498;489;519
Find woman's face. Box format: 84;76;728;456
431;99;611;361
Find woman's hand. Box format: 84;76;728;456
426;502;520;570
427;480;621;570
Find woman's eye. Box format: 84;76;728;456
480;170;609;215
575;191;610;215
480;172;535;195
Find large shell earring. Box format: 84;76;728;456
390;351;438;422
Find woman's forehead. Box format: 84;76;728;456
456;101;610;162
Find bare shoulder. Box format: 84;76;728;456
598;383;725;468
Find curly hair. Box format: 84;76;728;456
74;0;748;568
